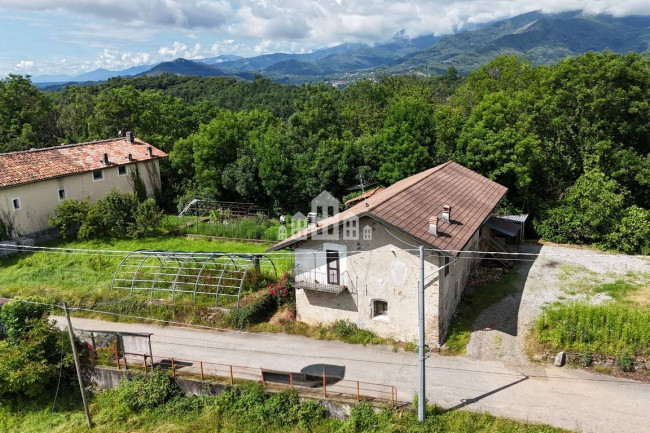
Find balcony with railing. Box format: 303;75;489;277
293;266;349;294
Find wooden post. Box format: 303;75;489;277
63;303;93;429
124;356;128;370
230;365;234;385
143;354;148;373
260;368;266;387
290;373;294;390
200;361;204;381
171;358;175;377
322;369;327;398
115;348;120;369
391;387;396;407
356;381;360;402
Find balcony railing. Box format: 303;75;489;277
293;267;349;294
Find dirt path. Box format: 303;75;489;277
466;245;650;364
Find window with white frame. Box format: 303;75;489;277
118;165;128;176
11;197;21;210
58;189;66;200
372;299;388;318
92;169;103;181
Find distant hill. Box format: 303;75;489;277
31;10;650;87
139;58;230;77
389;11;650;74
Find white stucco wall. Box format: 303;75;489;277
0;160;161;237
293;216;482;346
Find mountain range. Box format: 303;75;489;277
33;10;650;87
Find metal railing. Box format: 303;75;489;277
293;267;350;294
97;351;397;407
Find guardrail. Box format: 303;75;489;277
98;350;397;407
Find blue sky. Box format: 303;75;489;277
1;1;649;78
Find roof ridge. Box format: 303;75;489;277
0;137;138;157
347;160;454;215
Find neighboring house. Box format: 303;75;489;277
268;161;509;346
0;133;167;238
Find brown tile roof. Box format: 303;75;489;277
268;161;508;255
0;137;167;189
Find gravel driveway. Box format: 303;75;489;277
466;244;650;364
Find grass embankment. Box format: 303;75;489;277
0;381;567;433
535;278;650;374
443;270;521;355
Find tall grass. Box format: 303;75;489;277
536;302;650;357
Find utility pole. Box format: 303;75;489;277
418;245;426;422
63;303;93;429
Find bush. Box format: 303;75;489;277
601;206;650;254
536;171;626;245
229;293;278;329
118;371;181;412
332;320;385;345
0;307;73;399
49;199;89;239
51;189;163;240
617;351;634;372
0;297;49;342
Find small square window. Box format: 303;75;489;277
92;169;103;181
58;189;66;200
372;300;388;318
118;166;128;176
12;198;21;210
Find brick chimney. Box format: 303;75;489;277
126;131;134;144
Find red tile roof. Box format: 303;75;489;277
269;161;508;255
0;137;167;189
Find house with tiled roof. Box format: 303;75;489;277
0;133;167;237
268;161;509;345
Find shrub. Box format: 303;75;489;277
267;273;293;306
536;171;626;245
617;351;634;372
229;293;278;329
118;371;181;412
0;310;73;399
50;189;163;240
0;297;50;342
601;205;650;254
332;320;385;345
49;199;89;238
345;403;380;432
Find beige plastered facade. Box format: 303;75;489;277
293;216;480;346
0;160;161;237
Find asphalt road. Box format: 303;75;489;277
54;316;649;433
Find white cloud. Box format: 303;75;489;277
0;0;235;29
15;60;35;69
158;41;203;59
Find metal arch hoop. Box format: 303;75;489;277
193;253;219;303
111;250;139;293
235;261;256;308
150;252;182;299
130;252;163;296
215;254;238;306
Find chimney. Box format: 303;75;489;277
127;153;133;161
103;153;109;165
147;146;153;157
307;212;317;229
442;205;452;224
428;216;439;236
126;131;134;143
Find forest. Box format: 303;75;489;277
1;51;648;253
